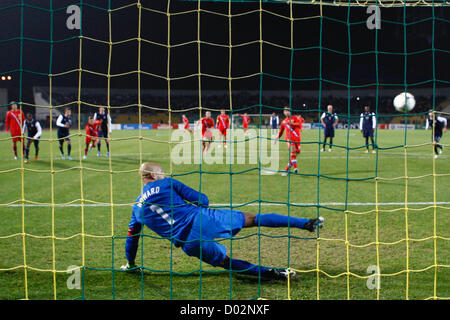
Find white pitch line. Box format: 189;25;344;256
3;201;450;208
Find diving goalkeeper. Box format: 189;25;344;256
120;162;324;279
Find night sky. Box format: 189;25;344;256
0;0;449;103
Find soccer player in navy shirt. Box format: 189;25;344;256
23;113;42;163
93;107;112;157
359;106;377;153
56;108;73;160
270;112;279;136
121;162;324;280
320;105;338;152
426;110;447;158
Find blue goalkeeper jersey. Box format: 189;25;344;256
129;177;209;247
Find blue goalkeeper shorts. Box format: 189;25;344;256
182;207;246;267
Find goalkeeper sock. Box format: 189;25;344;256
223;258;270;277
255;213;309;229
67;144;71;156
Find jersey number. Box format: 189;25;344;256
150;205;175;226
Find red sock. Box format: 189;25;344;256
290;153;298;169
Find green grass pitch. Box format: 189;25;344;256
0;128;448;300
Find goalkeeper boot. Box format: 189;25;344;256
266;268;296;280
120;262;142;272
97;151;101;157
34;156;38;161
303;216;325;232
68;155;73;160
61;154;65;160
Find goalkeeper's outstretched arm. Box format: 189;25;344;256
121;216;142;270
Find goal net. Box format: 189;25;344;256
0;0;449;300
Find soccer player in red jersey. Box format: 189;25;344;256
91;119;102;154
5;101;25;160
238;113;250;132
201;111;215;152
83;117;99;159
273;107;304;175
216;109;230;148
182;114;192;134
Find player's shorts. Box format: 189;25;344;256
324;127;335;138
218;127;227;136
11;131;23;143
184;124;190;130
285;135;301;153
57;131;71;142
202;130;213;141
287;141;301;153
98;130;108;139
363;129;374;138
27;135;40;143
85;136;97;144
182;207;246;267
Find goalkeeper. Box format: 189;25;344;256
121;162;324;280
